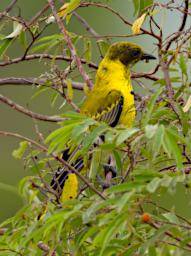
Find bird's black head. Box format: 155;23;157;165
107;42;156;66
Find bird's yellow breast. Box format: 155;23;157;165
81;58;135;127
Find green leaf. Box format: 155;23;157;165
112;150;122;172
173;101;189;135
30;161;45;174
63;111;87;120
50;91;59;107
145;124;158;139
140;225;171;253
0;39;13;58
146;177;161;193
19;31;27;49
152;124;164;157
12;141;28;159
115;128;139;145
116;190;135;212
143;87;163;126
139;0;153;14
89;149;101;179
81;123;108;153
46;125;76;153
107;181;144;193
37;34;63;43
162;212;179;224
163;129;183;170
98;40;110;57
133;0;140;15
84;38;92;63
179;54;187;76
31;42;51;53
93;214;126;256
71;119;96;141
154;77;181;85
148;246;157;256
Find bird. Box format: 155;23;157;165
50;41;156;204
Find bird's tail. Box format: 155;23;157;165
50;148;84;204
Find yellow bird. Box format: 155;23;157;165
51;42;156;203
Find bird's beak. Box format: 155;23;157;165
141;53;156;60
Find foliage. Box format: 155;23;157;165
0;0;191;255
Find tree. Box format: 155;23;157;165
0;0;191;255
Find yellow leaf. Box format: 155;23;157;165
46;0;80;24
183;95;191;112
132;13;147;35
58;3;69;18
66;79;73;100
46;3;69;24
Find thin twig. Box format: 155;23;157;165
28;3;50;26
73;12;99;38
0;0;18;21
48;0;93;89
165;0;189;51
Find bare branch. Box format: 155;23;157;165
165;0;189;51
0;77;84;90
0;0;18;21
28;3;50;26
0;53;98;69
0;94;65;122
73;12;99;39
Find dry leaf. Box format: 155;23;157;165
132;13;147;35
183;95;191;112
5;21;23;39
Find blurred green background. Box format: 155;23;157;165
0;0;190;222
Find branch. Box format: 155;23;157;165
0;0;18;21
73;12;99;39
0;53;98;69
131;71;159;81
28;3;50;26
160;61;174;98
0;77;84;90
0;94;65;122
0;131;106;200
165;0;189;51
4;0;17;13
48;0;93;89
150;221;191;250
80;2;160;40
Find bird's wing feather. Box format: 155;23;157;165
82;90;124;127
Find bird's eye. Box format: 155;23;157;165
132;49;140;57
